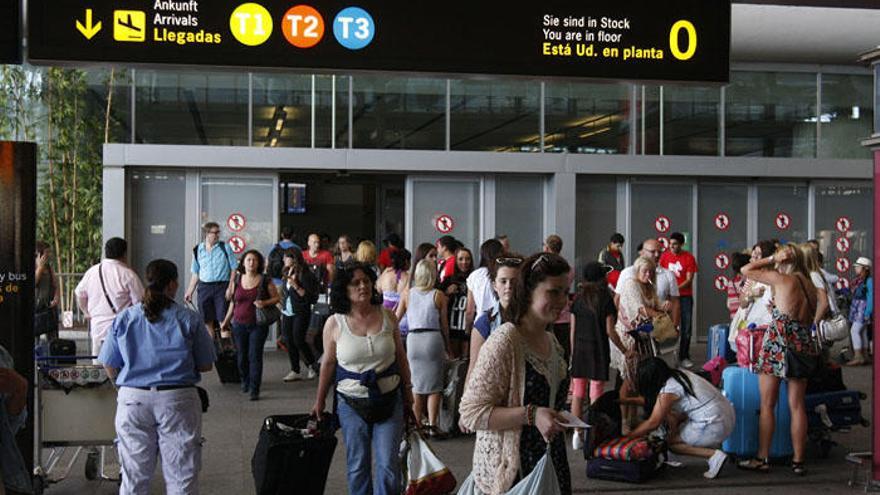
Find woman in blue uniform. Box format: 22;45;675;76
99;259;216;495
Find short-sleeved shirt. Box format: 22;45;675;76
466;267;496;317
659;250;698;297
304;250;334;286
811;271;839;314
98;303;216;388
438;256;455;283
191;241;237;283
615;265;680;302
474;300;503;341
659;370;732;425
377;247;397;270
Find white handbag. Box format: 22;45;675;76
819;313;850;344
403;430;456;495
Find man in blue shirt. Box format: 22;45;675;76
100;259;215;495
184;221;238;338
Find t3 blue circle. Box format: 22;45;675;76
333;7;374;50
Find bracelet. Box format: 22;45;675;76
525;404;537;427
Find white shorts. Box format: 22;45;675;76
679;415;735;448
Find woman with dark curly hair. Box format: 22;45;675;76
311;263;414;495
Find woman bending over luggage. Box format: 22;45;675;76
221;250;280;401
395;259;450;436
627;357;735;479
739;244;818;475
311;263;414;495
459;253;572;494
99;259;215;494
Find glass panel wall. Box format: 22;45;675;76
819;73;873;159
136;70;249;146
636;85;661;155
450;80;539;152
544;82;631;154
664;85;720;156
725;71;817;157
252;73;312;148
495;175;544;254
200;176;276;258
410;179;480;250
351;76;446;150
574;176;618;281
629;181;694;261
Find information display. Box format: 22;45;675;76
0;1;22;64
28;0;730;83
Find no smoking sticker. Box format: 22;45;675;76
714;253;730;270
836;278;850;290
714;213;730;231
654;215;671;234
836;237;850;254
228;235;246;254
836;216;851;233
227;212;246;232
434;213;455;234
657;237;670;251
836;257;850;273
774;212;791;231
714;275;729;292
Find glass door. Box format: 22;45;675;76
406;177;482;253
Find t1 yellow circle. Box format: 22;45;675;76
230;3;274;46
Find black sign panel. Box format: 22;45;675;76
28;0;730;83
1;0;22;63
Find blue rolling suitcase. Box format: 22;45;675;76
721;366;793;459
707;324;730;361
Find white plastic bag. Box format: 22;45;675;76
457;449;560;495
404;430;456;495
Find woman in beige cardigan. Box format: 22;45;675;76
459;252;572;495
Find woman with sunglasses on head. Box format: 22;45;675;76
459;253;572;494
311;263;413;495
465;239;506;341
738;244;818;475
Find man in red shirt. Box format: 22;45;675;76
435;235;458;284
659;232;698;368
377;233;403;270
303;233;335;290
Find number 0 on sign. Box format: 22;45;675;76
434;214;455;234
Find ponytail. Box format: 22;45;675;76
143;259;178;322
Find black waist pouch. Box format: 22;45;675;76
340;388;399;424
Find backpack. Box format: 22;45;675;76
307;260;328;293
266;244;285;280
192;241;235;271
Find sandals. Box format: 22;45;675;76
791;461;807;476
737;457;769;473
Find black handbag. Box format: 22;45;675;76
34;308;59;336
785;348;822;380
255;276;281;326
340;389;399;424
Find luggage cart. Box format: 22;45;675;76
32;355;119;494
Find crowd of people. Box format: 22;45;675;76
27;224;875;494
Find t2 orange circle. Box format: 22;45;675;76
282;5;324;48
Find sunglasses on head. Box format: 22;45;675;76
531;253;551;271
495;256;524;267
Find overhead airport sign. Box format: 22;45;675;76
28;0;730;83
0;1;22;64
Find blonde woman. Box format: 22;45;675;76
355;240;379;275
396;259;450;434
799;242;833;328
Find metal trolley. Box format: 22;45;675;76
32;355;119;494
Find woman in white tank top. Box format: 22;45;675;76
311;264;413;495
396;259;450;436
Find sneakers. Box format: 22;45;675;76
704;450;728;479
571;430;584;450
306;368;317;380
283;371;303;382
680;358;694;369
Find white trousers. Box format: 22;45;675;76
851;321;868;350
115;387;202;495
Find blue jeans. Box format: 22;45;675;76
678;296;694;360
232;323;269;394
337;391;404;495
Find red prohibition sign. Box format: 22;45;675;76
714;275;730;292
836;216;851;233
654;215;671;234
836;257;850;273
774;212;791;231
835;236;850;254
714;213;730;231
715;253;730;270
228;235;247;254
836;278;850;290
657;237;670;251
227;212;246;232
434;214;455;234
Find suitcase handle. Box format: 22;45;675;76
36;355;99;361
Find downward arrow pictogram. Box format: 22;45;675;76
76;9;102;40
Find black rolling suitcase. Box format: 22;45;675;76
252;414;338;495
214;336;240;384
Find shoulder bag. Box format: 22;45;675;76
817;278;850;344
255;276;282;326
